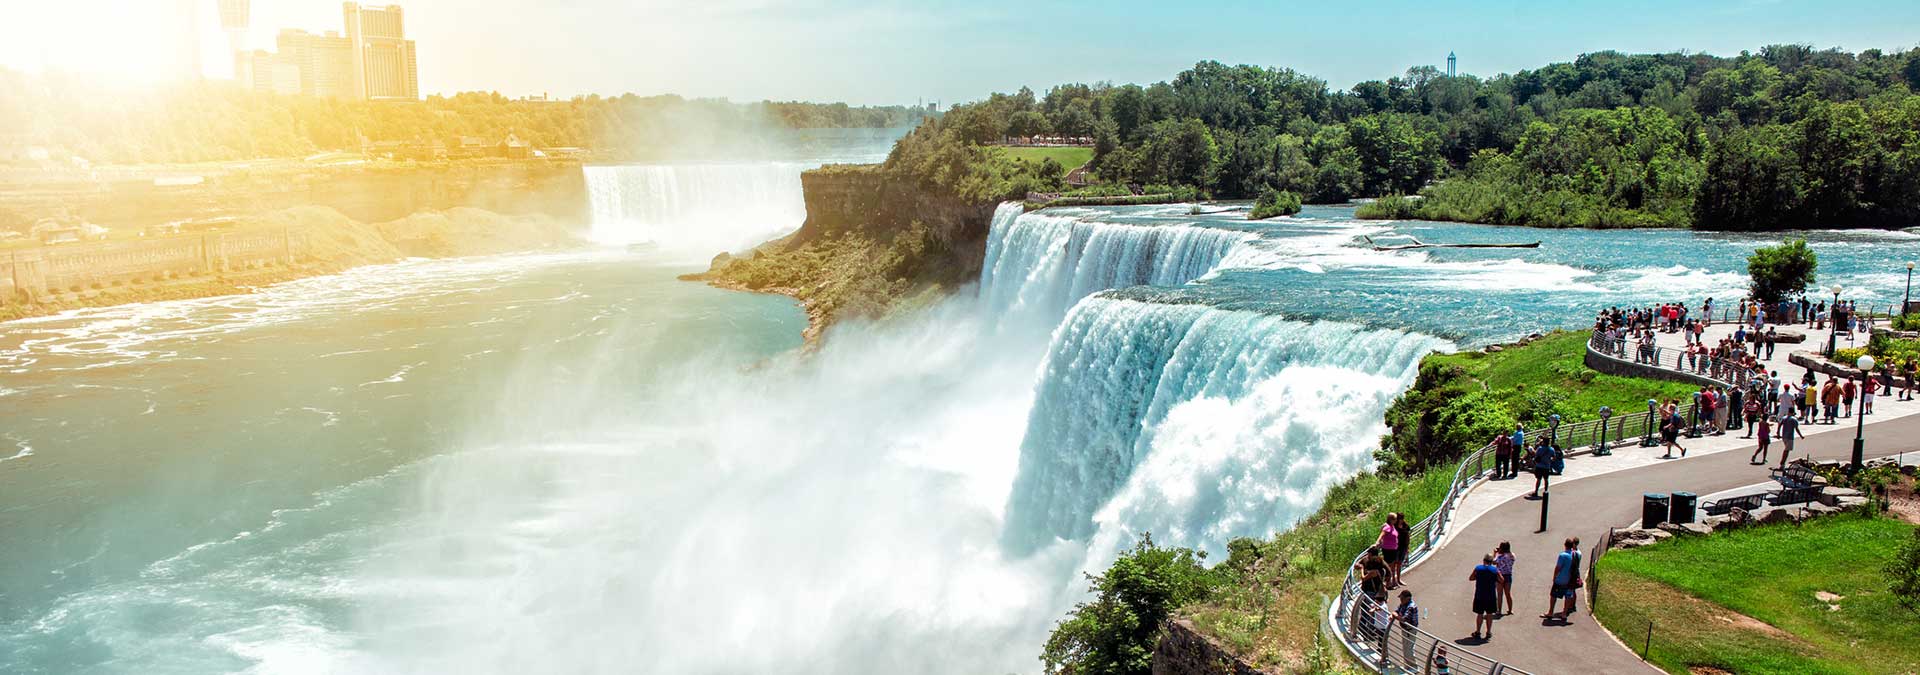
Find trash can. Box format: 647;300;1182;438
1642;493;1669;528
1670;491;1697;524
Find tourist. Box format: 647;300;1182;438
1880;365;1896;397
1378;516;1402;589
1391;589;1421;665
1777;410;1806;470
1802;375;1818;419
1822;378;1842;424
1750;415;1772;465
1541;537;1582;622
1426;645;1452;675
1660;400;1686;458
1393;513;1411;576
1357;546;1388;604
1493;430;1514;480
1469;554;1501;641
1765;327;1778;359
1863;375;1875;415
1529;439;1557;498
1494;541;1517;616
1510;423;1525;472
1905;359;1918;401
1742;395;1762;439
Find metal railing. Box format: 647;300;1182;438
1326;330;1743;673
1587;332;1761;390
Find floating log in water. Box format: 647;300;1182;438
1362;235;1541;251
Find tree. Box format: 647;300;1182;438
1747;239;1818;303
1041;534;1221;675
1007;110;1052;140
1248;187;1302;220
1346;113;1440;196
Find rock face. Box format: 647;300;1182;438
1153;619;1279;675
789;165;1001;273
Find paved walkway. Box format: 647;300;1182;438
1397;320;1920;675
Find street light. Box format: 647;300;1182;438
1904;262;1914;317
1853;354;1875;472
1827;284;1844;357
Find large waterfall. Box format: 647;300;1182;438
1000;297;1448;554
979;206;1255;318
583;163;812;255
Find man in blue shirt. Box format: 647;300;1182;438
1775;411;1806;470
1541;537;1582;621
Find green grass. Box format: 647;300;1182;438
1594;516;1920;675
996;146;1093;171
1429;331;1700;414
1181;466;1454;670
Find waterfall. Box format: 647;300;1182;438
1001;296;1450;555
979;206;1256;319
583;163;812;254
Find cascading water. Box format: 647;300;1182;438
979;205;1255;318
583;163;812;255
1000;296;1449;555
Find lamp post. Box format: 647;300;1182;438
1853;354;1875;472
1905;262;1914;317
1827;284;1844;358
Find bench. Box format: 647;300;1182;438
1704;493;1767;515
1770;485;1824;506
1770;465;1822;490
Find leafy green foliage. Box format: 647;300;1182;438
1042;534;1225;675
1890;529;1920;614
1747;239;1819;303
1353;195;1420;219
1248;188;1302;220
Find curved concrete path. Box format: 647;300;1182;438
1398;318;1920;674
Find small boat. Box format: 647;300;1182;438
1362;236;1541;251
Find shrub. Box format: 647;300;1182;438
1042;534;1225;675
1354;194;1420;219
1747;239;1818;303
1248;188;1303;220
1890;529;1920;614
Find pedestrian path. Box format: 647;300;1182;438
1395;321;1920;675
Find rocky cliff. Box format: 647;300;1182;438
690;164;1000;343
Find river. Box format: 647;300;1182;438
4;147;1919;672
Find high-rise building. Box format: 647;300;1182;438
179;0;203;80
219;0;252;84
343;3;418;101
247;2;419;100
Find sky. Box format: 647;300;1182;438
2;0;1918;106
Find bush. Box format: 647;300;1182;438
1043;534;1225;675
1891;529;1920;614
1248;188;1303;220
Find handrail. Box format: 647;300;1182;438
1325;329;1743;673
1587;331;1761;390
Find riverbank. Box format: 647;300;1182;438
2;206;584;323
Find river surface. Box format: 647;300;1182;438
4;155;1919;672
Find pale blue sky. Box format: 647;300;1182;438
4;0;1918;105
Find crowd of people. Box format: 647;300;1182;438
1345;295;1919;667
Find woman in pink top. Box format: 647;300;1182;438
1378;513;1403;589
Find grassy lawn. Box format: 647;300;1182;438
1594;516;1920;675
1429;331;1700;414
1182;467;1455;669
996;146;1093;171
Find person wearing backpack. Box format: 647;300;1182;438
1541;537;1582;622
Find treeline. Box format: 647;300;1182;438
0;70;928;165
889;45;1920;229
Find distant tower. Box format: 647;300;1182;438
1447;51;1457;78
218;0;251;83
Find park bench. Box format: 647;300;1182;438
1703;492;1767;515
1769;464;1822;490
1769;485;1824;506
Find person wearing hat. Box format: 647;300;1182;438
1391;588;1421;665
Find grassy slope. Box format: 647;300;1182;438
1178;331;1702;669
1594;516;1920;675
997;146;1093;171
1430;331;1701;416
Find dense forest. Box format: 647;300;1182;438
0;69;928;165
887;44;1920;230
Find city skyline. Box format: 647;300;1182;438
1;0;1917;106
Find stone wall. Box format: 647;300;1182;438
4;228;304;302
1583;339;1726;388
1152;619;1279;675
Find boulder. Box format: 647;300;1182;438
1608;528;1673;550
1802;502;1840;517
1821;487;1863;507
1486;345;1504;353
1758;508;1797;525
1835;495;1870;511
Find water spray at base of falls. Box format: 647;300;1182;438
583;163;813;257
